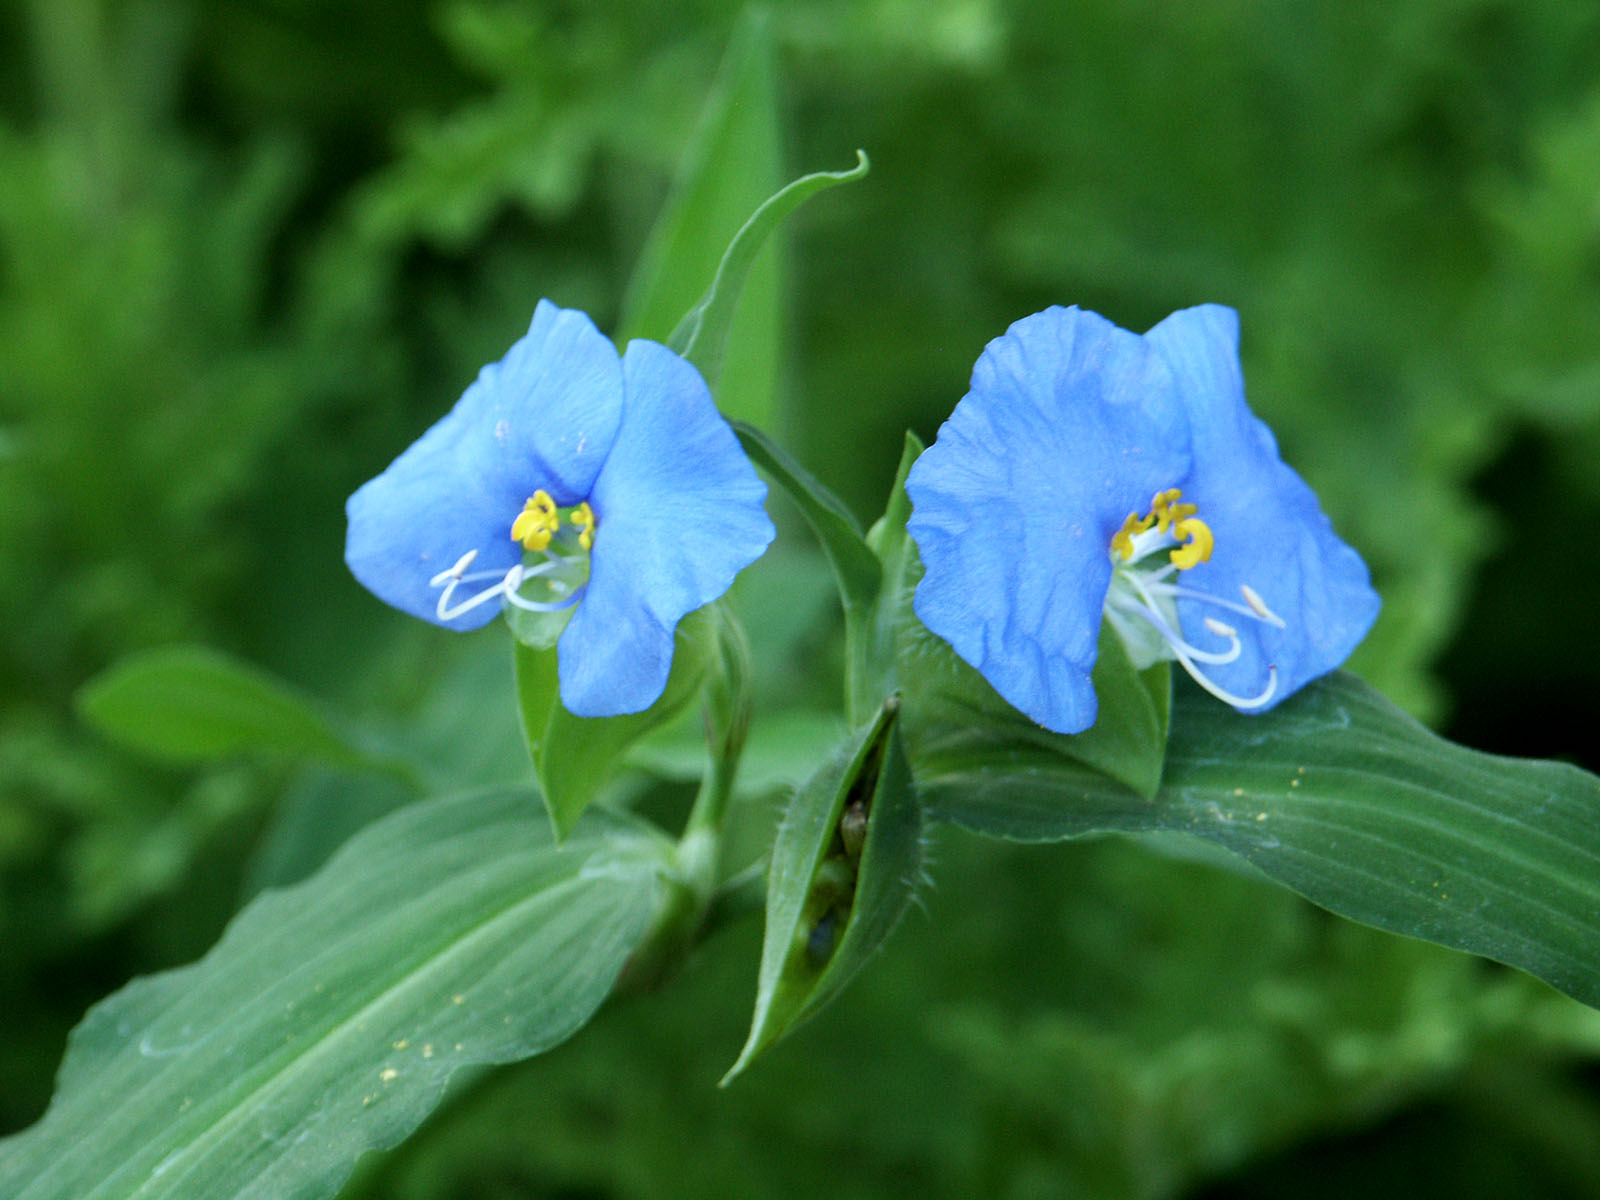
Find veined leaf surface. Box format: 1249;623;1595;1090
922;672;1600;1011
0;790;668;1200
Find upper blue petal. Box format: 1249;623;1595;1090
453;300;625;504
1144;305;1380;706
556;339;775;718
906;306;1191;733
344;301;624;630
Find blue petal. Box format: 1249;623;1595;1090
345;402;521;631
345;301;624;630
556;340;775;717
906;306;1190;733
454;301;625;505
1145;305;1380;707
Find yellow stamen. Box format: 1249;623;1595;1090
1110;486;1214;569
572;502;596;551
1152;488;1197;534
510;490;560;551
1169;516;1214;570
1111;511;1155;560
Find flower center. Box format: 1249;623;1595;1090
1103;487;1283;709
428;490;597;622
510;490;596;552
1110;487;1213;569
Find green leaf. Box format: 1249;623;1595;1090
725;696;922;1082
894;564;1170;799
514;608;720;839
732;421;880;614
858;430;925;717
668;148;870;394
0;789;668;1200
75;645;384;771
865;430;924;561
901;622;1170;801
1064;630;1170;798
733;420;883;723
921;671;1600;1012
618;8;782;423
244;767;417;897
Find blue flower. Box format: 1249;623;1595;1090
905;304;1379;735
345;300;774;718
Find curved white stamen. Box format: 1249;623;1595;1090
1106;498;1282;709
435;568;516;621
1146;578;1288;635
1148;581;1283;626
1127;600;1278;708
1149;608;1243;666
448;568;514;589
516;558;576;582
503;586;581;613
1240;584;1287;628
432;545;591;622
1124;573;1242;665
430;549;480;588
1111;572;1276;705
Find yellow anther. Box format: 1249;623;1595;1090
572;502;596;551
1152;487;1197;533
510;490;560;551
1111;511;1155;560
1112;486;1216;567
1169;516;1214;570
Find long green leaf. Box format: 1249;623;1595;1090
617;7;782;422
733;420;881;621
75;645;382;771
725;697;922;1081
0;790;668;1200
734;417;884;723
856;431;923;723
920;671;1600;1011
668;149;869;392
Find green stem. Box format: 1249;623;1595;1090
680;606;753;850
843;614;879;728
622;608;756;992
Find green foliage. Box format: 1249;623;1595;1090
619;6;784;423
665;148;869;397
76;646;382;771
0;791;669;1200
344;832;1600;1200
901;611;1174;800
734;419;886;720
925;671;1600;1013
727;696;921;1079
514;610;718;838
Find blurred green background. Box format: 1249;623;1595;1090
5;0;1600;1195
